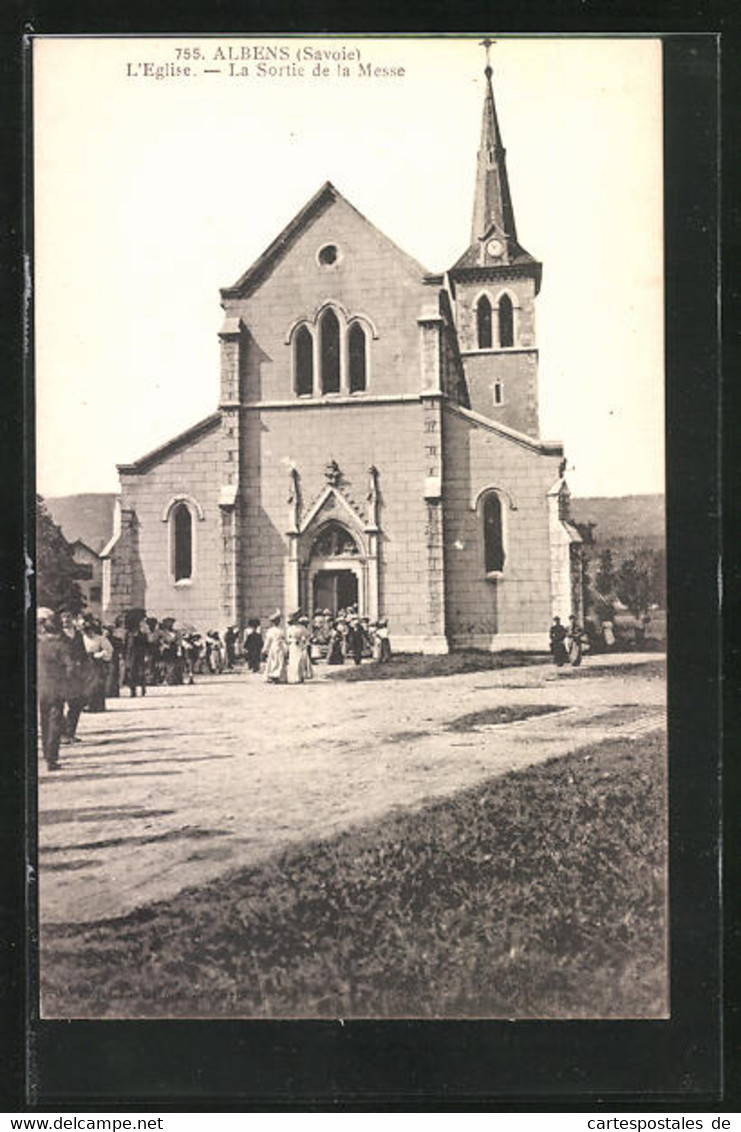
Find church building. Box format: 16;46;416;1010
102;62;583;652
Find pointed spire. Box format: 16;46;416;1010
449;46;540;289
471;49;518;246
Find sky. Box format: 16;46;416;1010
34;35;664;499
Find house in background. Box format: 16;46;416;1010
68;539;103;617
44;493;118;620
103;63;583;651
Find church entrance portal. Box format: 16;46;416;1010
312;569;358;616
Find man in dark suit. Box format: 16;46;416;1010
59;609;89;742
38;609;73;770
125;618;150;697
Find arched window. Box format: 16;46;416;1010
173;503;193;582
476;295;493;349
320;308;341;394
290;307;374;396
311;521;360;559
498;294;514;348
483;493;505;573
348;323;367;393
294;325;314;396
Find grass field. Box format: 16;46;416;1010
323;651;665;683
326;650;550;682
40;731;667;1020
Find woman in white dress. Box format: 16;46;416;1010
287;614;313;684
263;611;288;684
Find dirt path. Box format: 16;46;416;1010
38;654;665;925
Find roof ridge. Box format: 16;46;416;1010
221;181;432;300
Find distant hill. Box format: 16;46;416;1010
570;494;665;550
571;494;666;612
43;493;118;555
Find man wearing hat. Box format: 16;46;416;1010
124;614;150;697
59;609;89;742
37;608;73;771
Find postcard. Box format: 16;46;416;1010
33;35;669;1026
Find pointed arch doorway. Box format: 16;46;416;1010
285;488;380;622
306;521;364;616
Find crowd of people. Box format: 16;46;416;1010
259;608;392;686
36;604;393;770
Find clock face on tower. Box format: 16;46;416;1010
487;238;504;258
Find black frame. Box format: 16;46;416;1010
3;24;726;1111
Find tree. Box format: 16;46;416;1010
650;547;667;608
35;495;85;613
573;521;597;617
616;554;652;618
595;548;616;597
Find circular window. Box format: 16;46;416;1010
318;243;339;266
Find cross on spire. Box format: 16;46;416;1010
470;39;517;244
479;37;496;76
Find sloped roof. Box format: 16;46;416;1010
561;520;584;544
118;413;221;475
471;65;518;246
221;181;432;300
451;65;542;290
444;401;563;456
69;538;101;558
450;239;540;272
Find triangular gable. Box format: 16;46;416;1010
70;538;100;558
221;181;432;301
299;484;368;534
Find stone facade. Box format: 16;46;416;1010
453;274;540;435
442;404;565;649
104;68;582;652
105;420;224;628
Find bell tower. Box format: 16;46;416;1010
449;43;543;438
